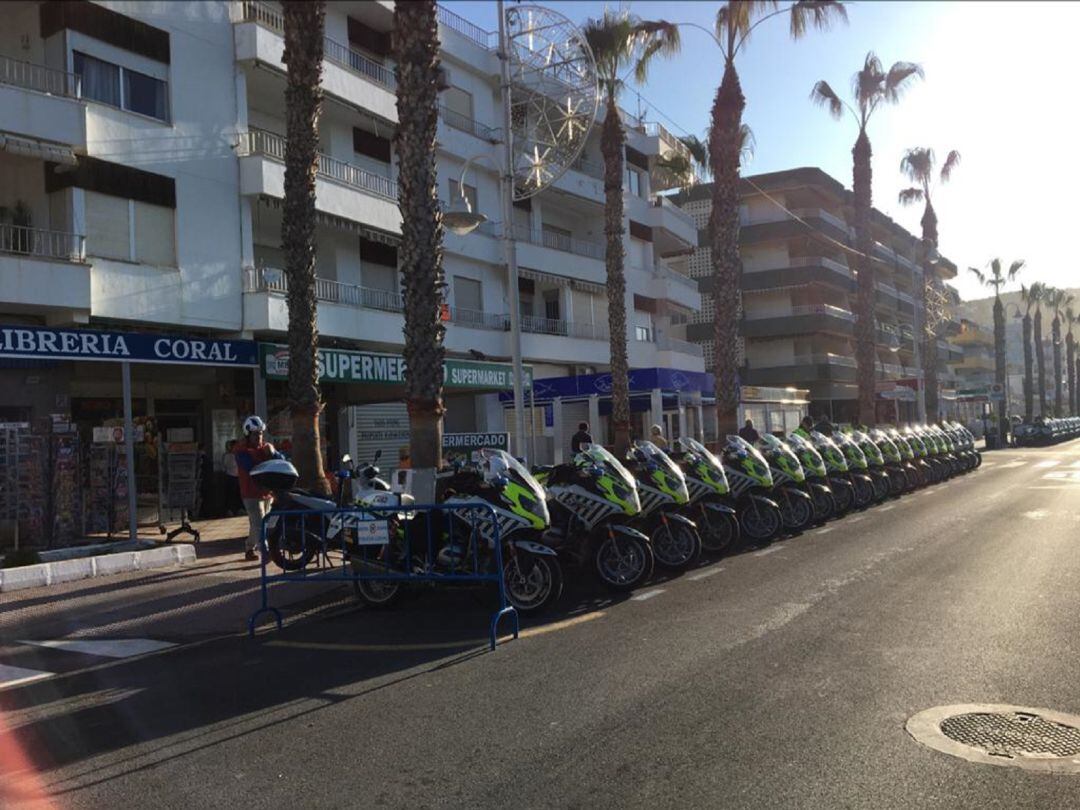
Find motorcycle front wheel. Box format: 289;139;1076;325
651;520;702;571
739;501;782;544
829;479;854;514
869;473;890;503
595;533;654;592
699;507;740;555
779;490;814;533
851;475;874;508
810;487;836;523
503;553;563;614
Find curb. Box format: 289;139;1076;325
0;544;197;592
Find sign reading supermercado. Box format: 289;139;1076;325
0;325;257;366
261;344;530;391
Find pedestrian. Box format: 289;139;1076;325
650;423;669;449
814;414;834;436
797;415;815;438
234;415;278;561
398;446;411;469
222;439;241;516
738;419;760;444
571;421;592;455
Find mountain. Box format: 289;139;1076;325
954;287;1080;329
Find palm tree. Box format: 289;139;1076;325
1066;306;1077;416
710;1;846;436
281;0;329;494
1048;287;1072;416
897;147;960;420
812;53;922;425
969;259;1024;440
583;11;681;456
393;0;445;487
1020;284;1036;421
1030;281;1048;416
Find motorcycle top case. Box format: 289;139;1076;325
250;458;299;491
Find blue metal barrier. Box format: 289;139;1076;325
247;501;520;651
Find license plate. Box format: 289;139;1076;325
354;519;390;545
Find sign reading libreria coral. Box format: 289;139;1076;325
261;344;530;391
0;325;258;366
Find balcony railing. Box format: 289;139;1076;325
652;263;698;291
655;335;704;357
237;0;395;89
440;106;499;142
238;129;397;201
571;154;604;180
244;265;403;311
791;303;856;321
0;224;85;262
637;121;689;159
0;53;81;98
651;195;696;231
794;353;857;368
522;314;609;340
436;4;497;49
510;224;605;260
449;306;506;331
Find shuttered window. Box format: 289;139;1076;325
134;200;175;266
85;191;130;260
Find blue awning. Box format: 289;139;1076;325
503;367;713;404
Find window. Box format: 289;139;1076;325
543;289;561;321
453;276;482;312
364;263;397;292
74;51;169;122
542;223;572;252
635;325;653;342
85;191;175;266
449;179;478;213
625;167;642;197
443;86;474;120
134;200;175;266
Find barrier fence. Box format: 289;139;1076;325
248;502;520;650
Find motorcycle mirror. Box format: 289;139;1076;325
492;474;509;489
647;462;659;473
341;454;352;465
373;449;382;463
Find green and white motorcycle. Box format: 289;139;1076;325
670;436;740;555
720;435;783;545
625;441;702;571
755;433;816;534
786;430;837;522
830;430;876;508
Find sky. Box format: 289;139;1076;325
445;0;1080;303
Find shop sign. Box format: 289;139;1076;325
0;325;257;366
261;344;529;391
442;432;509;451
92;425;146;443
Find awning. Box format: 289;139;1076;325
0;133;77;165
518;267;604;295
256;195;400;246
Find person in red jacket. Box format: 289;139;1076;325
234;415;278;561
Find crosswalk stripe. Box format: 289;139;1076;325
0;664;53;689
18;639;176;659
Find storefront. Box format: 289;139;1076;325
0;324;258;546
737;386;812;436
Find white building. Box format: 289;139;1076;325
0;1;703;472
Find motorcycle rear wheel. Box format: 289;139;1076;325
266;520;319;572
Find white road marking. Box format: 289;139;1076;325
813;527;835;535
0;664;53;689
998;461;1027;469
754;546;782;557
19;638;176;659
631;588;666;601
1044;470;1080;481
878;504;896;512
1035;460;1062;468
688;567;725;581
847;515;867;523
1022;509;1050;520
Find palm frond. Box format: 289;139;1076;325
738;123;756;162
1006;259;1025;281
940;149;961;182
678;134;709;171
898;187;924;206
716;1;779;46
883;60;924;102
789;0;848;39
899;147;933;185
967;266;987;286
810;79;844;119
853;51;885;111
634;21;681;84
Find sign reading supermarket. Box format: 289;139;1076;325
260;344;530;391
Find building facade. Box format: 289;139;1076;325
673;168;961;426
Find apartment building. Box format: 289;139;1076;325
0;1;703;472
673;167;961;428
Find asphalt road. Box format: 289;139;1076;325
5;442;1080;808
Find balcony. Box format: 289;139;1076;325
739;255;854;295
647;264;700;310
738;303;855;339
741;208;851;247
648;196;698;254
510;224;605;286
238;129;400;234
744;352;856;387
0;224;90;314
440;106;499;143
234;1;397;123
0;54;86;149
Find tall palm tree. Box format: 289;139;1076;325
897;146;960;420
969;259;1024;440
1030;281;1048;416
812;53;922;425
1049;287;1072;416
393;0;445;485
583;11;681;456
1066;306;1077;416
710;1;846;436
282;0;329;494
1020;284;1036;421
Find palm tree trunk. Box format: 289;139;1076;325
394;0;445;472
1022;314;1033;422
1067;333;1076;416
1052;316;1063;416
919;205;939;419
708;61;745;438
993;296;1007;439
282;0;329;495
851;129;876;426
601;101;631;456
1034;310;1046;416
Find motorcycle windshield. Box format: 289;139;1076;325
632;441;690;503
725;435;775;486
834;432;868;469
787;432;827;476
810;430;849;472
580;443;642;513
757;434;806;482
480;448;550;527
673;436;729;494
853;431;884;465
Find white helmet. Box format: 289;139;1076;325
242;415;267;435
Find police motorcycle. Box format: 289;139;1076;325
807;430;857;514
867;427;911;496
669;436;740;555
534;444;655;592
916;424;950;481
786;430;837;522
830;430;876;508
902;425;938;484
884;427;923;490
719;435;784;545
623;441;702;571
929;423;963;476
754;434;816;534
947;421;981;469
353;448;563;614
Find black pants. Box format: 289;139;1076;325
225;475;242;515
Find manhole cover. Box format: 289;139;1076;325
907;704;1080;773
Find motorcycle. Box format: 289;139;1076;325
719;435;784;545
884;427;924;489
624;441;702;571
902;426;937;484
847;428;891;503
807;430;857;515
868;427;911;496
830;431;876;508
786;430;837;522
670;436;740;555
535;444;655;592
755;433;816;534
354;448;562;614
